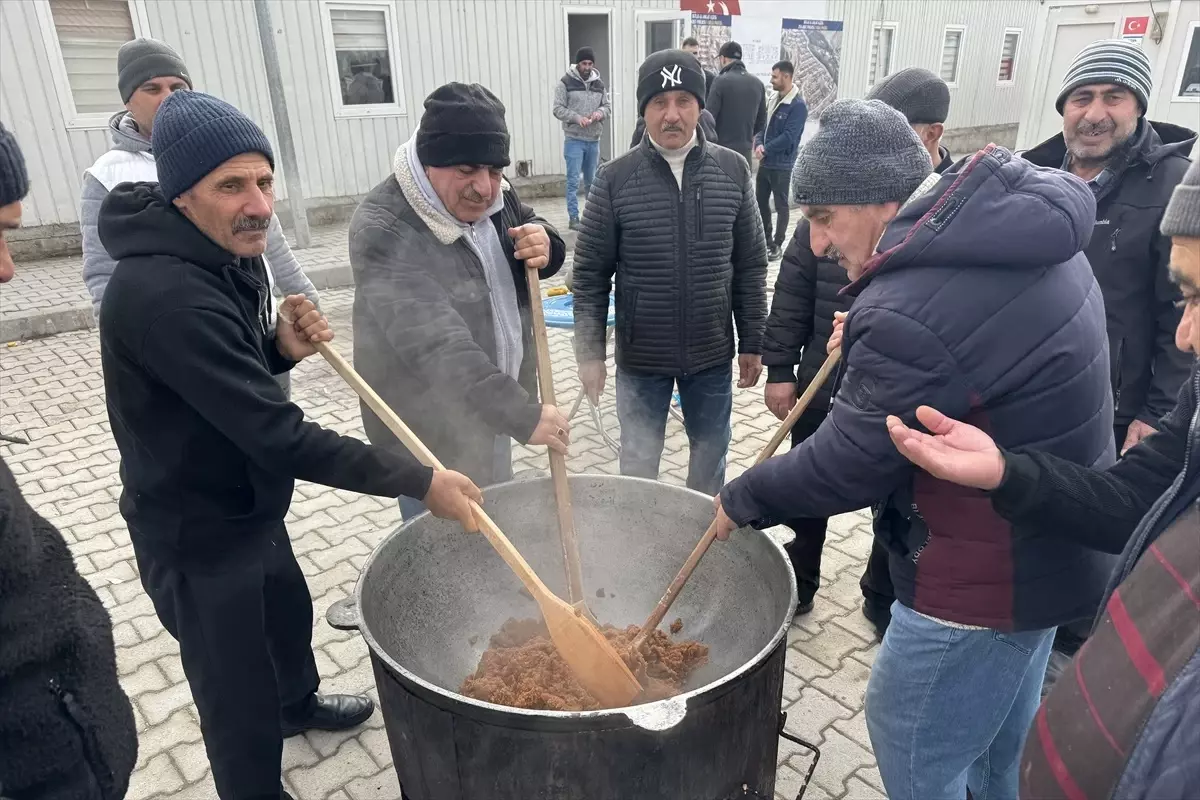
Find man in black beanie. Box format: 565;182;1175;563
573;50;767;496
0;121;138;800
351;82;569;527
707;40;767;163
97;90;483;799
553;46;611;228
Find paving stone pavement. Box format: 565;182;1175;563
0;280;880;799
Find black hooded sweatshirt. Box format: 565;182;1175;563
97;183;434;567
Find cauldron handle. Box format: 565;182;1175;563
775;710;821;800
326;597;361;631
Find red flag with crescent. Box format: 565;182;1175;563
1123;17;1149;36
680;0;742;14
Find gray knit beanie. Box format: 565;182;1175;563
867;67;950;124
793;99;931;206
1161;158;1200;239
117;38;192;103
1056;39;1151;115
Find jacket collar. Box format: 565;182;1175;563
391;140;510;246
1023;118;1198;173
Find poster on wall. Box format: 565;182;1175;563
731;15;785;84
690;13;733;73
682;0;831;88
781;18;842;141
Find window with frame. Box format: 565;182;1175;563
322;2;404;115
46;0;137;115
868;24;896;86
998;29;1021;83
941;26;964;85
1177;22;1200;98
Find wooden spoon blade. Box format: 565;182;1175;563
542;596;641;708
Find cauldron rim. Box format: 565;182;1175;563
346;475;797;725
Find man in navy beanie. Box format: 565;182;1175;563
97;91;483;800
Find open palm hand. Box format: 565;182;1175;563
886;406;1006;491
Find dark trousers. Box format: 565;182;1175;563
134;526;320;799
756;166;791;249
860;537;895;614
616;363;732;496
782;409;829;605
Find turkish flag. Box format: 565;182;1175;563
1123;16;1149;36
680;0;742;14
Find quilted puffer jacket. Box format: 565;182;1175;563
572;130;768;375
723;146;1117;632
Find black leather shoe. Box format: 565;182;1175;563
795;600;815;617
281;693;375;738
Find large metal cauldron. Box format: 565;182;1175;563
327;475;815;799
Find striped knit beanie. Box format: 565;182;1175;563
1055;39;1152;115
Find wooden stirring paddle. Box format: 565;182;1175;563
306;333;642;708
632;349;843;651
524;268;596;622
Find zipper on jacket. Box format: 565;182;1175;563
1110;227;1122;253
678;168;690;375
1113;338;1125;409
694;185;704;240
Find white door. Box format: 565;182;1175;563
634;11;691;66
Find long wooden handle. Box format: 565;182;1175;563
525;270;586;605
757;349;842;464
312;340;553;599
633;349;843;648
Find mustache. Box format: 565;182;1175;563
661;123;684;133
1076;119;1116;136
823;245;845;262
233;215;271;233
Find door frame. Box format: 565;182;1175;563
634;9;692;66
563;6;616;158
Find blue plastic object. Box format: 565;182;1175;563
542;293;616;329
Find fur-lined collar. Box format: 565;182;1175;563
391;145;511;246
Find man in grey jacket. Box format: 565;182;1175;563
79;38;318;381
552;47;611;229
351;83;570;519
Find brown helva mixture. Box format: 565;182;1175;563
460;617;709;711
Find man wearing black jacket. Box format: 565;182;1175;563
574;50;767;495
1020;38;1196;685
0;124;138;800
1022;40;1195;454
706;41;767;163
763;68;953;626
98;92;481;800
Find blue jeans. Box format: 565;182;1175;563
398;437;513;521
615;363;732;496
564;137;599;221
865;602;1055;800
